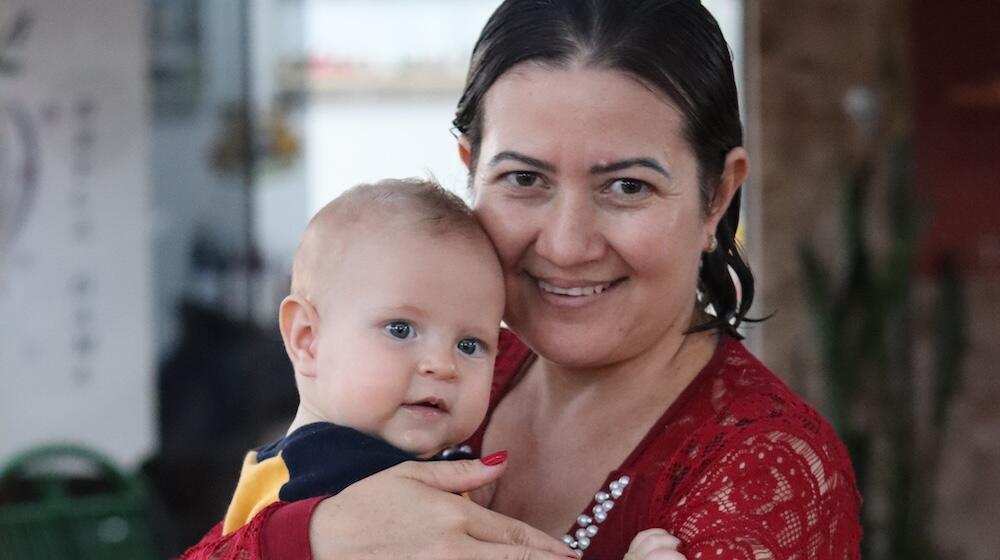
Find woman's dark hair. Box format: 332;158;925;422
453;0;756;339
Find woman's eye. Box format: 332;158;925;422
608;178;651;197
385;321;414;340
456;337;483;356
503;171;540;188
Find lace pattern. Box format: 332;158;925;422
180;498;315;560
647;347;861;560
181;517;264;560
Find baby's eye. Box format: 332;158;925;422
607;178;652;197
385;321;415;340
456;337;483;356
503;171;540;188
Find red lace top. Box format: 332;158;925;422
181;331;861;560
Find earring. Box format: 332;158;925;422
706;235;718;253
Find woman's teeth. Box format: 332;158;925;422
538;279;611;296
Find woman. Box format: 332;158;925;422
184;1;860;558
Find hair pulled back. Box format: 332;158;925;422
454;0;756;338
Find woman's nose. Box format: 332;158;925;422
534;193;605;267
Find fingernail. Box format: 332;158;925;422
480;450;508;466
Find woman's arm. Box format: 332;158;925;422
183;458;575;560
309;459;576;560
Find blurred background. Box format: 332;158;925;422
0;0;997;558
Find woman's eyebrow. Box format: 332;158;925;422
487;150;557;172
590;158;671;179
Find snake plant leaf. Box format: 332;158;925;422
931;256;965;428
800;244;856;434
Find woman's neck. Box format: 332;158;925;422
526;328;719;425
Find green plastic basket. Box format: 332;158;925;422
0;444;158;560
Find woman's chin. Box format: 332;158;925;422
516;321;627;369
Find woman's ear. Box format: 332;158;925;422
279;295;320;377
705;147;749;236
458;135;473;171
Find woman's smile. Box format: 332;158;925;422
530;274;628;305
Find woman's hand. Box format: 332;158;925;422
309;457;576;560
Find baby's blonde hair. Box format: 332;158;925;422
290;178;489;301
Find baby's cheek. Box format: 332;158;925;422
329;378;400;428
457;378;493;432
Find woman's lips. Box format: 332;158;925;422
537;278;613;296
530;275;627;303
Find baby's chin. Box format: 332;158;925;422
416;447;446;459
386;431;449;458
389;430;473;460
393;442;449;459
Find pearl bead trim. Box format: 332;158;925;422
561;475;630;557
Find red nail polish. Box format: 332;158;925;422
480;450;508;466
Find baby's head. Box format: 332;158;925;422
279;178;504;458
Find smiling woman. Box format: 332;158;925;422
183;2;860;559
466;64;737;370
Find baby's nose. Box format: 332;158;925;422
418;352;457;380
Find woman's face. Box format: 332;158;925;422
465;63;744;368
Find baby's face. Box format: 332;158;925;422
304;228;504;457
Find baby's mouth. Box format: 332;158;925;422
404;396;449;413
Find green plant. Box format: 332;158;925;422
799;141;966;560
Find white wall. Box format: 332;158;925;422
305;95;471;209
0;0;154;468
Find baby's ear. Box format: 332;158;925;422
279;295;320;377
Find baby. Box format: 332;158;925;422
221;178;505;534
216;177;687;560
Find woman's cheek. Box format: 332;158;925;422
475;198;523;261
